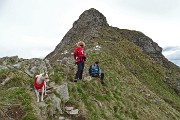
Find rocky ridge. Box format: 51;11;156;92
1;8;180;120
46;8;180;95
46;8;167;67
46;8;109;62
0;56;82;120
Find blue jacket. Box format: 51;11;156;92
89;64;101;75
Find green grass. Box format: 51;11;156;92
0;69;39;119
65;29;180;119
1;27;180;120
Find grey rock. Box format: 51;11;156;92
84;76;92;81
0;56;53;82
59;116;65;120
12;63;21;69
68;109;78;115
25;69;34;78
65;106;74;111
121;30;164;65
0;65;8;70
47;94;63;114
49;82;56;88
56;82;69;102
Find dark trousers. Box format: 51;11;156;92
92;73;104;81
75;61;84;80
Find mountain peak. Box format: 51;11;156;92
73;8;109;29
45;8;109;60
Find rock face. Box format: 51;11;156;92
46;8;109;62
0;56;53;78
119;30;165;65
61;8;109;45
46;8;164;65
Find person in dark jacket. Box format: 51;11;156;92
89;61;104;84
73;41;86;82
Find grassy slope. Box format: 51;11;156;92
0;69;40;120
66;28;180;120
1;27;180;120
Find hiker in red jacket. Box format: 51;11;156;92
73;41;86;82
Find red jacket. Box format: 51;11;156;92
74;46;86;62
34;76;44;90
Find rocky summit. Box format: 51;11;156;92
46;8;109;62
1;8;180;120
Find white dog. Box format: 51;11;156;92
34;72;50;102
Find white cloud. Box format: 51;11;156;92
162;46;180;66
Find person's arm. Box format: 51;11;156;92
98;66;102;74
89;65;92;75
73;47;79;60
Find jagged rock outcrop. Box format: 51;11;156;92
46;8;109;62
120;30;168;65
0;56;54;78
61;8;109;45
0;56;75;120
46;8;165;66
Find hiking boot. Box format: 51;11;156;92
74;79;77;82
101;81;104;84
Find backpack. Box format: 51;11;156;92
89;64;100;75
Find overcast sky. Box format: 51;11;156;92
0;0;180;66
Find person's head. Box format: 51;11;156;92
95;61;99;65
77;41;85;48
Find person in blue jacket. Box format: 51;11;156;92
89;61;104;84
